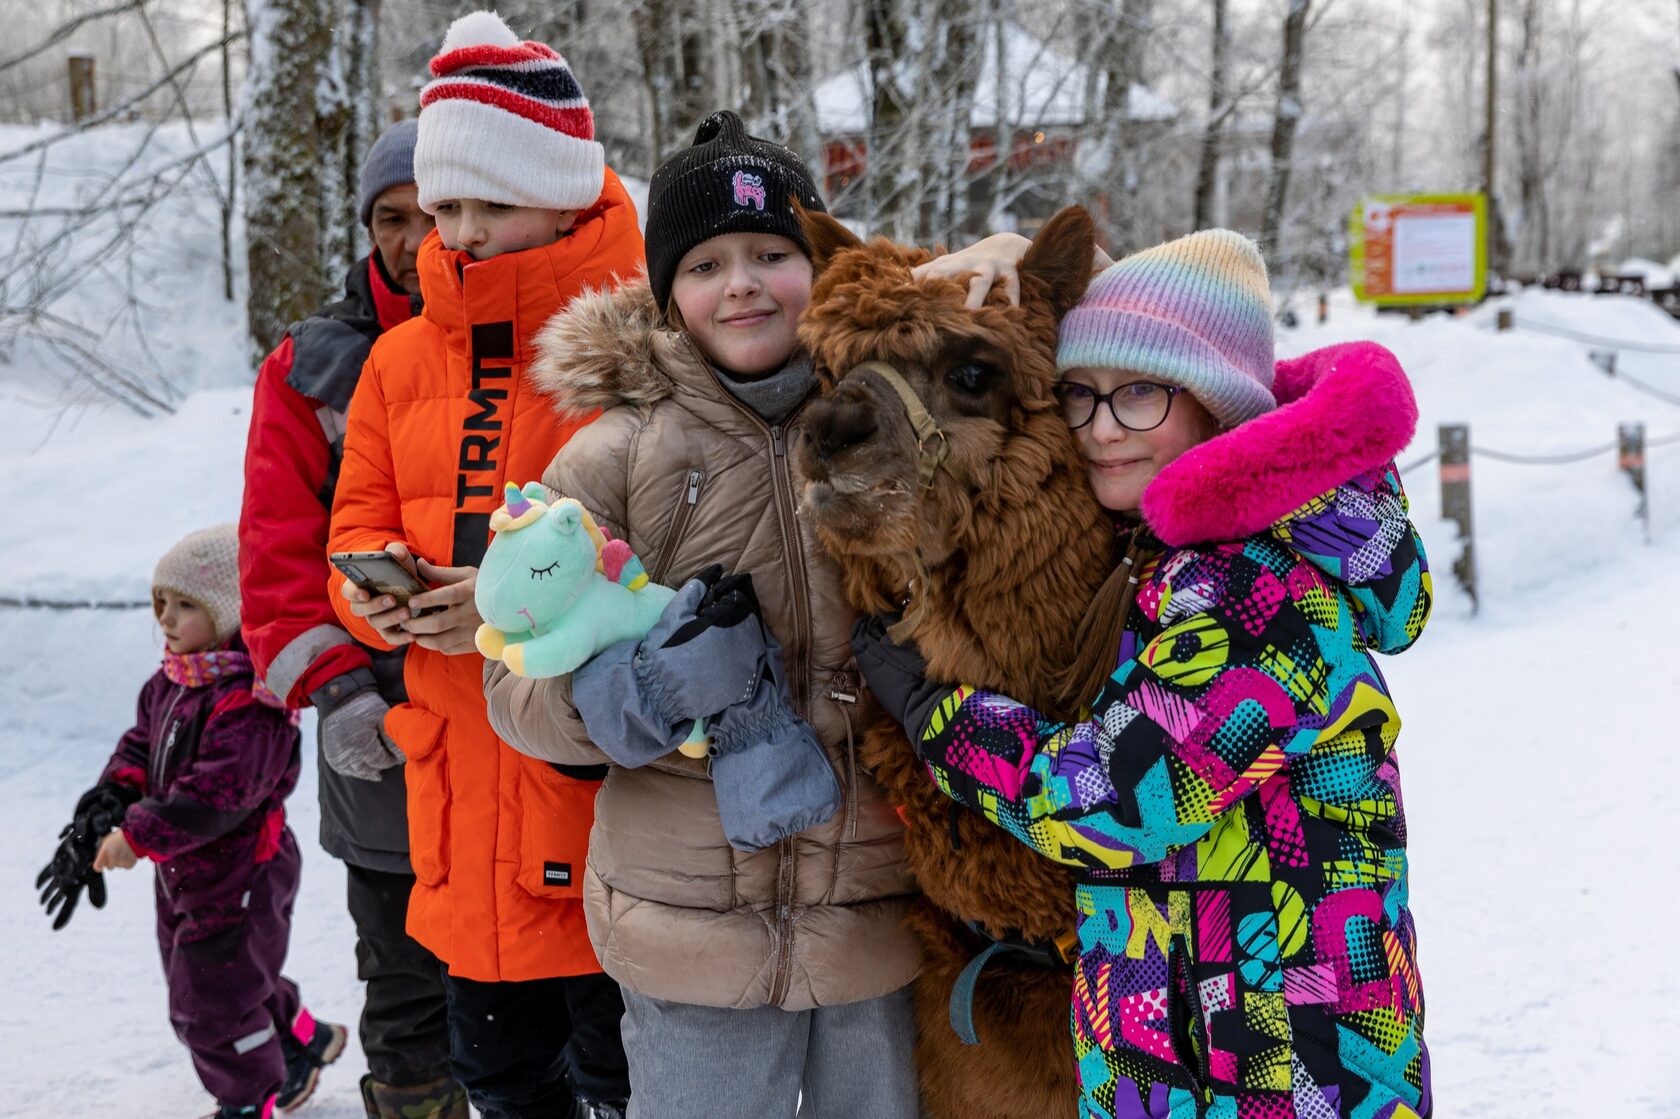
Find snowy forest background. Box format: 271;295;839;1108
3;0;1679;407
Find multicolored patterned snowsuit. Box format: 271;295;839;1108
917;343;1433;1118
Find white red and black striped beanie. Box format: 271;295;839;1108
415;10;605;215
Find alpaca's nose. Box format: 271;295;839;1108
810;398;878;461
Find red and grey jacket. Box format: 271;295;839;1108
240;253;417;707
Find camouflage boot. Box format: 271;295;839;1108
359;1074;471;1119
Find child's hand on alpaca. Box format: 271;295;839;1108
405;560;483;656
92;831;137;872
913;233;1033;308
913;232;1112;309
339;542;418;646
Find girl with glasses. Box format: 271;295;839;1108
852;229;1434;1119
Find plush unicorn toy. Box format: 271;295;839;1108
475;481;707;757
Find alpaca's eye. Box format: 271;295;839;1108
530;562;560;580
946;362;997;395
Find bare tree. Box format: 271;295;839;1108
1260;0;1311;267
243;0;373;356
0;3;245;414
630;0;716;166
735;0;819;162
1511;0;1549;272
863;0;912;236
1192;0;1230;230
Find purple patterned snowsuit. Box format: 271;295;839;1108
102;638;305;1109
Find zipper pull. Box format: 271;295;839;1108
829;672;857;705
771;426;786;458
685;469;701;504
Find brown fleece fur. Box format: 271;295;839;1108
796;208;1115;1118
526;277;671;416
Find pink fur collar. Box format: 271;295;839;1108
1140;342;1418;547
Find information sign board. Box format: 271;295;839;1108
1350;194;1488;305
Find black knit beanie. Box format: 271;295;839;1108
645;110;827;312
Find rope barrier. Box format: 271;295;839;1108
0;596;151;611
1399;450;1439;475
1505;317;1680;355
1402;436;1680;472
1612;369;1680;409
1470;441;1620;466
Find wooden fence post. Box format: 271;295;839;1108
67;54;96;122
1439;423;1478;613
1496;308;1513;331
1619;422;1648;543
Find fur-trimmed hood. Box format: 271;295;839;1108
1143;341;1429;653
528;277;682;416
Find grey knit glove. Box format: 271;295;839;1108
312;669;404;781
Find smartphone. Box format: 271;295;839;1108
330;551;438;614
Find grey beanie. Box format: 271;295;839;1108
358;119;420;227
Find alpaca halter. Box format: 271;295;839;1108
850;360;952;490
845;359;963;643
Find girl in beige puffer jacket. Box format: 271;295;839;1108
484;111;920;1118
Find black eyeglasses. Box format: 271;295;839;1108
1053;381;1182;431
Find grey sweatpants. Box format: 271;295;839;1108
620;986;919;1118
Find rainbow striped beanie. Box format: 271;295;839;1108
1057;229;1276;427
415;10;604;215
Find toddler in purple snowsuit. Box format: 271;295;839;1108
53;525;347;1118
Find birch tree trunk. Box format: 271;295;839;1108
1260;0;1310;271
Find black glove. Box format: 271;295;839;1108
662;566;762;649
632;567;771;724
849;614;954;748
36;783;139;931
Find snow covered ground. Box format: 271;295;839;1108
4;124;1680;1111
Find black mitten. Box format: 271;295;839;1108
661;567;763;649
849;614;953;746
36;783;138;931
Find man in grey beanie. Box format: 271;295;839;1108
239;119;467;1119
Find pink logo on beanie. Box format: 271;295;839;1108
732;171;767;211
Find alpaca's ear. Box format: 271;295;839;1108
1020;206;1096;319
797;201;863;278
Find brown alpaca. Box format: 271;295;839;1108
796;207;1114;1118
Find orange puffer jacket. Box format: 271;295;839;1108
327;171;644;982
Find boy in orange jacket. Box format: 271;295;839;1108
326;12;643;1118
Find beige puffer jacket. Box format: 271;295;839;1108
484;280;919;1010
